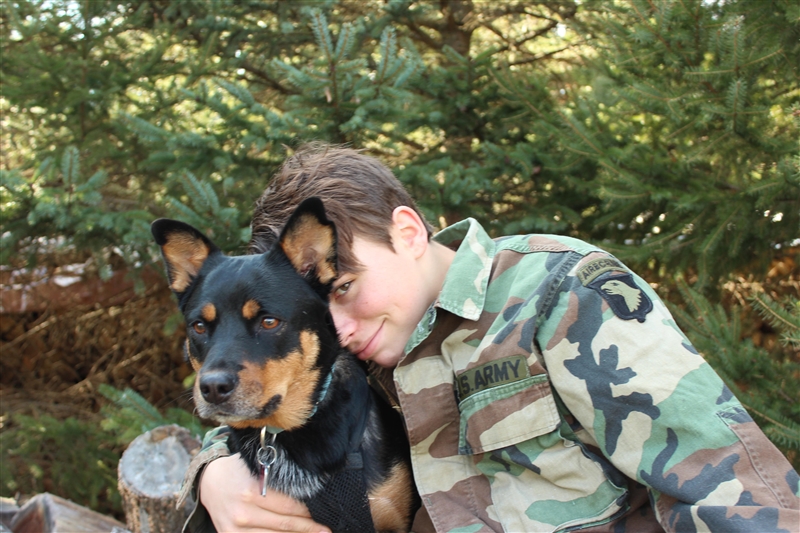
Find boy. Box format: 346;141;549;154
180;143;799;532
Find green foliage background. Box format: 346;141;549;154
1;0;798;516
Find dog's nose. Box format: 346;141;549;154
199;371;237;404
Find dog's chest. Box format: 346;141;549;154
268;450;328;501
236;435;328;501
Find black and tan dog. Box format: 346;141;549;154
151;198;417;533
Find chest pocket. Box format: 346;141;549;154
457;370;560;455
456;369;631;532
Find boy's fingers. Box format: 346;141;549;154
250;487;311;516
203;455;330;533
250;492;329;533
222;502;329;533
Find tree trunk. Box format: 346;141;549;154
117;425;201;533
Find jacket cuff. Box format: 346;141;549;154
177;427;232;532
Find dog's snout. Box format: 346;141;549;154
199;371;238;404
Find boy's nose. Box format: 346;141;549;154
331;308;357;347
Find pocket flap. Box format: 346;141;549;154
458;374;560;454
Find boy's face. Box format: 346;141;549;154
329;232;433;368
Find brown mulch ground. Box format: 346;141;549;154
1;282;192;419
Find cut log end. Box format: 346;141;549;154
9;493;129;533
118;424;201;533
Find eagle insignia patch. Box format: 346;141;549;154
587;273;653;322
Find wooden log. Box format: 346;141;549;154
117;424;201;533
9;493;129;533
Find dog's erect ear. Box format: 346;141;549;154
151;219;220;294
278;198;338;287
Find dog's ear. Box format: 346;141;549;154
278;197;338;288
151;219;220;295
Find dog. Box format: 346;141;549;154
152;198;418;532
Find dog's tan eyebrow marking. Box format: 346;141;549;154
201;303;217;322
242;299;260;320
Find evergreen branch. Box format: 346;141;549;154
214;77;256;107
166;197;202;224
482;16;561;57
685;68;738;76
628;0;692;66
238;60;295;95
310;9;334;63
398;15;442;51
750;294;799;346
60;146;80;186
202;180;221;215
739;47;784;68
665;117;701;140
180;170;211;213
376;27;397;84
556;110;603;155
687;132;731;162
122;114;170;142
333;22;355;62
727;78;747;131
598;187;649;200
507;45;573;67
637;215;702;248
700;206;738;260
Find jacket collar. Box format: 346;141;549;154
433;217;496;321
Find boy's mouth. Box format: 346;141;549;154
353;323;383;361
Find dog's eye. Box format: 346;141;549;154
261;317;280;330
192;321;207;334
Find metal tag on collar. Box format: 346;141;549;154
258;426;278;497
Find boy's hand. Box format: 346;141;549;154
200;453;331;533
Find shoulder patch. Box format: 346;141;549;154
456;355;530;401
587;273;653;323
577;257;628;286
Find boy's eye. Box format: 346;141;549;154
192;321;207;334
261;317;280;330
334;281;352;298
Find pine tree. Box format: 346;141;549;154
4;0;798;468
549;0;799;286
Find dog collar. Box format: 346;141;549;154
262;362;337;435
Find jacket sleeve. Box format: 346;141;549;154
178;425;232;533
537;253;800;532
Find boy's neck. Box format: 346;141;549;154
425;240;457;303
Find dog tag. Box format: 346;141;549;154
258;427;278;497
258;445;277;496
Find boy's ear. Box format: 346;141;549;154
391;206;429;258
278;197;338;287
151;219;220;294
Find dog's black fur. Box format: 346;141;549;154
152;198;417;532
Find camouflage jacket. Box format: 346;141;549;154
180;218;799;533
379;218;799;532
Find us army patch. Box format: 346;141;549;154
587;273;653;323
577;257;627;286
456;355;530;401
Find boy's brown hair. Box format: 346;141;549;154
250;142;433;273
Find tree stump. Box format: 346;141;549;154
9;493;129;533
118;424;201;533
